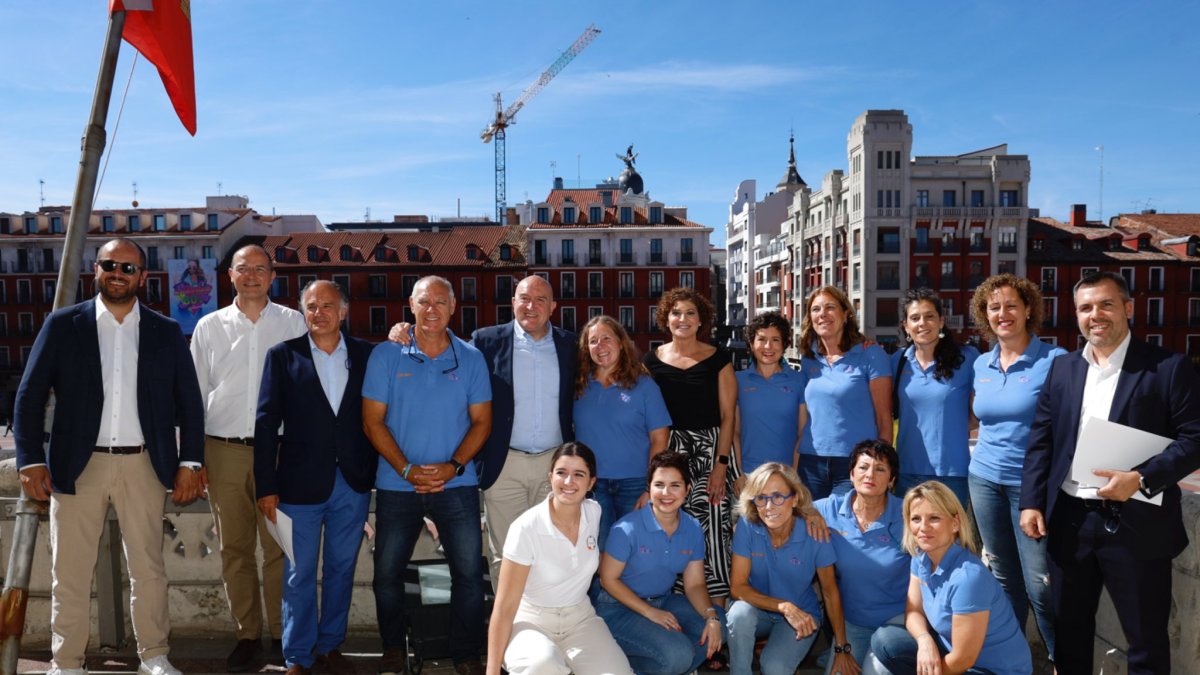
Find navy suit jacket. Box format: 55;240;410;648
471;322;577;490
1021;337;1200;560
254;332;376;505
14;298;205;493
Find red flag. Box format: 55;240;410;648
110;0;196;135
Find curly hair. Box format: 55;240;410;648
736;462;817;525
575;315;649;398
744;311;792;354
970;274;1043;344
898;288;965;382
798;285;865;359
902;480;979;557
655;287;714;340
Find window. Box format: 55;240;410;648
619;239;633;264
0;217;9;235
173;246;185;259
1191;298;1200;325
499;244;512;261
18;313;34;336
877;261;899;290
560;307;576;333
50;216;63;234
370;307;387;335
1149;267;1164;292
146;247;159;271
369;275;387;298
877;151;884;169
1081;266;1099;278
877;190;884;209
589;206;603;223
179;213;191;231
1031;239;1045;252
998;260;1015;275
649;271;664;297
620;207;633;224
649;206;662;224
561;240;575;266
202;245;213;259
24;216;37;232
914;262;930;287
650;239;663;263
1148;298;1163;327
128;215;140;231
1146;334;1162;347
915;227;930;253
970;227;985;251
1120;267;1135;292
563;207;576;225
270;276;289;300
589;306;603;319
308;245;322;262
153;214;166;231
1041;268;1057;292
461;307;478;336
207;213;219;230
941;227;958;252
529;240;546;266
588;272;603;298
402;275;418;299
146;277;162;304
42;279;56;303
42;248;56;272
1192;268;1200;292
968;261;984;288
465;245;478;260
496;275;514;301
1043;298;1057;328
102;215;115;233
561;272;576;299
940;261;956;289
537;207;550;224
619;306;635;333
680;271;694;288
681;238;694;264
970;190;985;207
852;263;861;291
1000;190;1019;207
298;275;317;294
619;272;634;298
877;229;900;253
999;228;1017;252
497;306;514;324
942;190;956;207
333;275;350;298
462;277;477;301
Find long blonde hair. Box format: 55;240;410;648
901;481;979;556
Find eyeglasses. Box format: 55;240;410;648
405;329;460;375
97;260;139;274
1102;500;1121;535
753;492;794;507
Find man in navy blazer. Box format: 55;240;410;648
471;275;576;586
1020;271;1200;674
15;238;204;675
254;281;375;675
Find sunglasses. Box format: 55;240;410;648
97;260;140;274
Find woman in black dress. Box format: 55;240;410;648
644;287;738;601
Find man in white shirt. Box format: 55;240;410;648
15;238;205;675
190;244;306;671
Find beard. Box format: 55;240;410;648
98;277;140;305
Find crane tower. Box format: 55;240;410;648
482;24;601;224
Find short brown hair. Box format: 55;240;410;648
798;285;865;359
655;287;714;340
970;274;1043;344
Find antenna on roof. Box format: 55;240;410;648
364;207;371;222
131;181;138;208
217;181;223;195
39;179;45;208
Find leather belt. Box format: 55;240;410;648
207;435;254;446
94;445;144;455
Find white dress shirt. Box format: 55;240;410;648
509;321;562;453
95;297;144;447
1061;331;1132;497
190;299;306;438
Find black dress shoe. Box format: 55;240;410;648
227;638;261;673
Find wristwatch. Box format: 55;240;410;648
449;459;466;477
1138;472;1153;497
716;454;730;465
833;642;852;654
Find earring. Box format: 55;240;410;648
938;331;945;339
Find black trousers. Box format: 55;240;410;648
1048;494;1173;675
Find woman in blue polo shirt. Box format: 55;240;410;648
892;288;980;508
597;452;725;675
734;311;805;485
871;481;1032;675
968;274;1065;658
813;439;909;672
575;315;673;550
727;463;852;675
798;286;892;499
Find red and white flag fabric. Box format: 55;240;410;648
110;0;196;135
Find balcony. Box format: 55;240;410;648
617;252;638;266
588;287;604;299
557;253;576;267
913;242;932;254
560;287;577;300
1147;316;1165;328
1041;282;1057;292
998;243;1018;253
14;261;34;273
16;292;32;304
649;252;664;264
18;324;35;336
877;242;900;254
877;278;900;291
0;261;7;273
914;276;932;289
940;276;959;290
586;254;605;266
967;274;986;289
676;252;695;265
969;242;988;253
533;253;548;266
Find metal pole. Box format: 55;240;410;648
0;10;126;674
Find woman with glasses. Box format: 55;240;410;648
870;481;1031;675
812;440;909;673
574;315;672;550
968;274;1065;659
486;442;633;675
797;286;892;499
733;311;805;486
727;463;850;675
596;452;725;675
892;288;980;507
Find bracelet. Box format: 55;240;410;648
706;616;721;624
401;464;413;481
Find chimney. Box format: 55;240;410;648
1070;204;1087;227
553;176;564;190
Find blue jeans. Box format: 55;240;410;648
821;613;904;674
897;474;971;512
727;600;819;675
871;625;998;674
595;589;725;675
968;473;1054;656
280;470;371;668
373;486;485;663
797;455;852;500
593;477;646;552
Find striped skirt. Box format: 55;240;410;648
668;426;740;599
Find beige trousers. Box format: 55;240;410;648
506;599;634;675
482;449;553;590
49;452;171;668
205;437;283;640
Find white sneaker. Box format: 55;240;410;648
138;655;182;675
47;667;88;675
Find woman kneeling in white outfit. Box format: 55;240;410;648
486;442;634;675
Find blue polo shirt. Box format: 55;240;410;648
892;344;980;477
605;504;705;598
814;491;909;628
574;375;672;480
970;338;1066;486
914;543;1032;675
731;515;835;618
800;342;891;457
736;366;806;473
362;333;492;492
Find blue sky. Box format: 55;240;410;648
2;1;1197;246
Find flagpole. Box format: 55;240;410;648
0;10;126;673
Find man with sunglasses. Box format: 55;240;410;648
189;244;306;671
363;275;492;675
14;238;205;675
1020;271;1200;674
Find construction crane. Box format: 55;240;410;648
482;24;601;224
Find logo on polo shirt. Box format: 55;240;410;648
620;392;632;403
780;386;792;393
586;535;596;551
638;545;652;554
788;556;804;566
447;372;460;382
978;377;992;383
1018;375;1030;384
395;373;414;378
743;386;758;393
678;548;694;556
